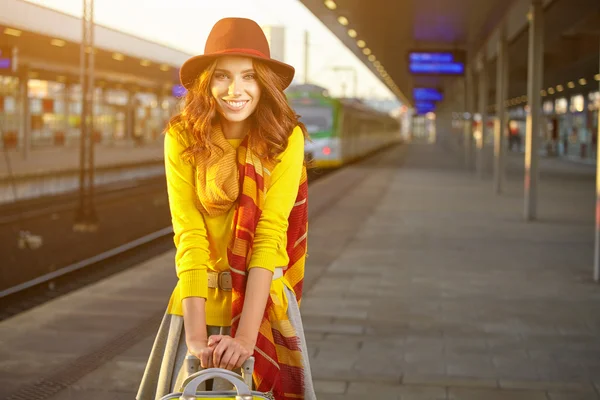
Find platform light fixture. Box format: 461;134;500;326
3;28;21;37
140;59;151;67
541;90;547;96
347;29;357;38
56;75;67;82
324;0;337;10
368;54;376;62
159;64;170;72
556;84;564;92
28;71;38;79
356;40;366;48
50;39;66;47
567;81;575;89
363;48;371;56
594;74;600;81
548;87;555;94
112;52;125;61
337;16;348;26
579;78;587;85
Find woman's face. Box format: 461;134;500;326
210;56;261;123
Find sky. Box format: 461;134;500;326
24;0;401;104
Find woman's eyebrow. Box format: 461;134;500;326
214;68;255;74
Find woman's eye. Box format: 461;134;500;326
244;74;256;80
216;73;228;79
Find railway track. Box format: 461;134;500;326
0;177;166;226
0;168;333;321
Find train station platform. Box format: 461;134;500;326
0;140;165;204
0;140;164;181
1;142;600;400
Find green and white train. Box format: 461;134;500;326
286;84;401;168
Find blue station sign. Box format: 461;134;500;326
413;87;443;102
172;84;187;98
408;51;465;76
0;46;13;70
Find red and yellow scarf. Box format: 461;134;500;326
195;125;308;399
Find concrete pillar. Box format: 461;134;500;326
127;91;136;142
464;64;475;169
494;23;509;194
63;83;70;137
18;65;30;159
477;62;488;178
524;0;544;221
594;41;600;283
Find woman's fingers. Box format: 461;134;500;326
208;334;226;348
234;352;248;370
199;347;213;369
212;337;230;367
219;346;236;369
211;337;252;370
229;353;244;371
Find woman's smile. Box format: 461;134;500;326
222;99;250;111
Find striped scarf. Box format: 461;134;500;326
228;134;308;400
195;125;308;399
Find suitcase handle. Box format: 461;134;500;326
180;368;252;400
183;355;255;388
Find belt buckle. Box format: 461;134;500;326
219;271;232;291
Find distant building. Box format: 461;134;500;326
262;25;286;63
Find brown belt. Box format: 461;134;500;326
207;267;284;291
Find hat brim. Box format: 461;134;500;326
179;52;295;90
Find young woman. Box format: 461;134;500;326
136;17;316;400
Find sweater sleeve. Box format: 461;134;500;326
164;128;209;300
248;126;305;272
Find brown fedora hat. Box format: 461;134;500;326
179;17;295;90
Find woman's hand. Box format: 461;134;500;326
208;335;255;370
187;339;215;369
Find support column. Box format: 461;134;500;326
18;64;30;159
464;65;474;169
74;0;97;230
63;83;70;141
494;23;509;194
477;63;488;178
524;0;544;221
594;40;600;283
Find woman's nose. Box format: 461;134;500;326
228;78;243;97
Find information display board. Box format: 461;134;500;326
408;51;465;76
413;88;443;102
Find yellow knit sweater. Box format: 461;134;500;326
164;125;305;326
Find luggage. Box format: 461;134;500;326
159;356;271;400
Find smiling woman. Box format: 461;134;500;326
136;17;316;400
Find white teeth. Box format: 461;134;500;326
225;100;247;109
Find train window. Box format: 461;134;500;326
293;105;333;133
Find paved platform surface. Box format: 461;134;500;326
0;140;164;180
1;142;600;400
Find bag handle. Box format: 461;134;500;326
183;355;254;388
180;368;252;400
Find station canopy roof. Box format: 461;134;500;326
300;0;600;106
0;0;193;93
